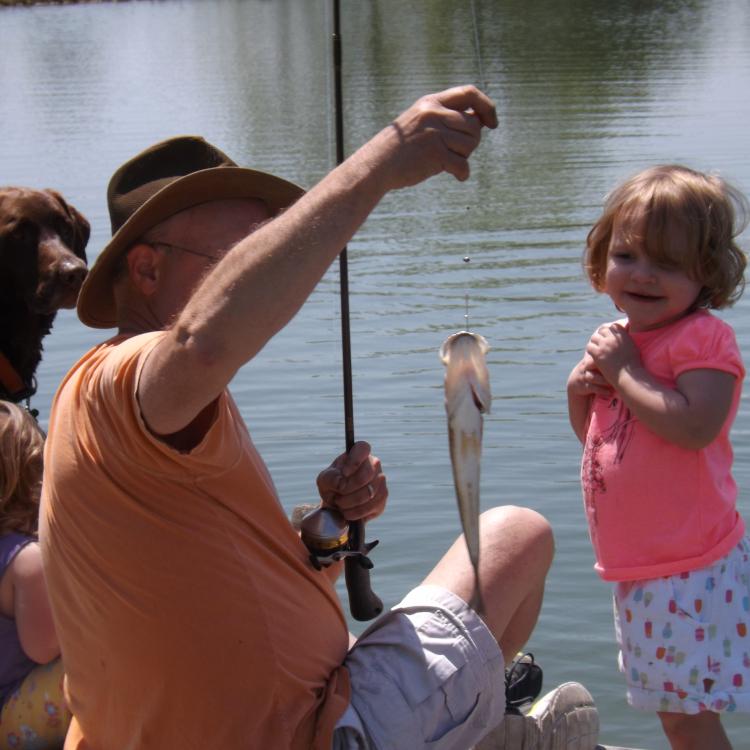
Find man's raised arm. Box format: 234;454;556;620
139;86;497;436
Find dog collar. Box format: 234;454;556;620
0;351;37;403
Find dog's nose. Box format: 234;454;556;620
60;258;88;290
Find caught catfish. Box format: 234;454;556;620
439;331;491;612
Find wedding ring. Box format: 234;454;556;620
367;483;375;500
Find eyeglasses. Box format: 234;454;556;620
148;240;221;262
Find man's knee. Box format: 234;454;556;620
481;505;555;569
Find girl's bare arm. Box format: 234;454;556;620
12;543;60;664
608;366;735;449
567;353;612;443
587;324;735;450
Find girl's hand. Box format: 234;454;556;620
585;323;641;386
316;441;387;523
567;353;613;398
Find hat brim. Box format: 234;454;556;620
77;166;305;329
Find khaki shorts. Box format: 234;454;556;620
334;585;506;750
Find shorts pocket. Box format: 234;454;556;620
668;550;748;627
391;608;470;710
416;658;481;743
422;694;481;749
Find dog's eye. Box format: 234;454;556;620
9;219;36;245
55;223;74;246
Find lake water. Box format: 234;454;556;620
2;0;750;747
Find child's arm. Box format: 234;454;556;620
11;542;60;664
587;323;736;450
566;352;613;443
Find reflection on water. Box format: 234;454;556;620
2;1;749;746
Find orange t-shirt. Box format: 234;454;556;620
40;332;350;749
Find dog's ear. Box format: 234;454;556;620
0;189;14;250
68;203;91;260
46;189;91;260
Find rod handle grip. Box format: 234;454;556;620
344;520;383;621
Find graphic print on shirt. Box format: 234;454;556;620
582;396;635;526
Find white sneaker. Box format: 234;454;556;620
474;682;600;750
528;682;600;750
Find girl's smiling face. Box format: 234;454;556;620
604;207;703;332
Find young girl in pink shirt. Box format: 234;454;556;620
567;165;749;750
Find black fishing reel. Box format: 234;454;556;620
299;506;378;570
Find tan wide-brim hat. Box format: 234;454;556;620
78;135;305;328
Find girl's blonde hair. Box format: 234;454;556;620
0;401;45;536
585;165;748;309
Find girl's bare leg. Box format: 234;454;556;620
658;711;732;750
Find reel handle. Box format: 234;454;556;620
345;519;383;621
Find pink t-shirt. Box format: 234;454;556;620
582;310;746;582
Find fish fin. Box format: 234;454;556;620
470;379;491;415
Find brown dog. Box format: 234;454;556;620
0;187;90;403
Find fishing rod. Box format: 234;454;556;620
300;0;383;622
331;0;382;622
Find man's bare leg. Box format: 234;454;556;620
423;505;554;658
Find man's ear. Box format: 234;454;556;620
126;243;163;296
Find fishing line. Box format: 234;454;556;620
462;1;488;333
463;256;471;331
469;0;488;93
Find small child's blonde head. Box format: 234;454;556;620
0;401;45;536
585;165;748;309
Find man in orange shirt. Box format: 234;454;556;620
41;86;555;749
